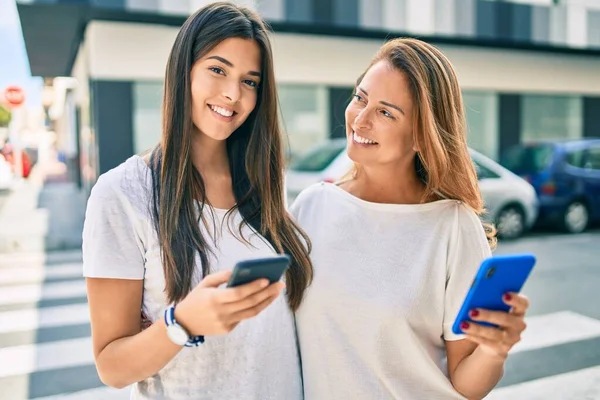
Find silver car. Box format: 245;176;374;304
286;139;538;239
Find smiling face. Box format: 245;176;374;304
190;37;262;142
345;60;417;168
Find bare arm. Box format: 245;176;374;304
446;339;504;400
446;293;529;399
87;271;284;389
87;277;182;388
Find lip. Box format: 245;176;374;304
351;131;379;146
208;104;237;122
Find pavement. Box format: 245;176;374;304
0;163;86;253
0;176;599;399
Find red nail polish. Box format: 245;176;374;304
504;293;513;301
470;309;479;318
461;322;470;330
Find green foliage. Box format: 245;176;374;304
0;105;11;128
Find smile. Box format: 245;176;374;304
352;131;378;145
208;104;236;118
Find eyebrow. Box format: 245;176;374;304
358;87;405;115
207;55;261;77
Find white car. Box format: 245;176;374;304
286;139;538;239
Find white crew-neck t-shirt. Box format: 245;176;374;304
290;182;492;400
82;155;302;400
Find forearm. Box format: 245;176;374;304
450;346;505;400
95;318;183;388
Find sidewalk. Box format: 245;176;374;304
0;163;87;254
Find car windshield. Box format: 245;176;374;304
289;141;346;172
501;143;554;174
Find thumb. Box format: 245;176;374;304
199;270;233;288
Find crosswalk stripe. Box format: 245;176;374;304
0;303;89;334
0;251;82;269
512;311;600;353
485;365;600;399
32;386;131;400
0;337;93;378
0;280;87;306
0;264;82;285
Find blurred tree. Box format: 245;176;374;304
0;105;11;127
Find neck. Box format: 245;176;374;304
348;157;426;204
191;131;230;177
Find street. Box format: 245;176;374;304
0;230;599;399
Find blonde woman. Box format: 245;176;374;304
291;38;530;400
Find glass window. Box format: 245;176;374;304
584;146;600;170
289;140;346;172
257;0;284;21
133;81;163;154
473;160;500;180
521;95;582;142
501;143;554;174
588;11;600;48
278;85;329;162
463;91;499;160
566;149;585;168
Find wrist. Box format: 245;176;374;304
165;305;205;347
173;301;193;335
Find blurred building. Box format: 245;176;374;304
17;0;600;189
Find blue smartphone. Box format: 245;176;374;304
451;253;537;335
227;255;291;288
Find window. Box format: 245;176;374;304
473;160;500;180
289;140;346;172
463;91;499;160
501;143;554;174
566;149;586;168
584;146;600;170
278;85;329;161
133;81;163;154
522;95;583;142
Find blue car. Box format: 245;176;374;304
501;139;600;233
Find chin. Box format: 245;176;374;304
196;124;237;142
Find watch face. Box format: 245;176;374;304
167;325;189;346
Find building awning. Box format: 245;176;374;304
17;2;600;78
16;3;186;78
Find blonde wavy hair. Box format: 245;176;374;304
351;38;497;247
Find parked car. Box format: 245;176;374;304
500;139;600;233
286;139;538;239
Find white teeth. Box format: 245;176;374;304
210;105;234;117
353;132;377;145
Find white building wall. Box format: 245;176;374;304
84;21;600;95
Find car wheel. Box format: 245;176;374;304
496;206;526;240
561;201;589;234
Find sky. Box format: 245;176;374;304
0;0;42;107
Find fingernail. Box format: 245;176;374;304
461;322;470;330
470;309;480;318
261;280;269;288
504;293;513;301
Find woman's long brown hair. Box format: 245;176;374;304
149;2;313;311
355;38;497;247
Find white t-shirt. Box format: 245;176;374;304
290;182;492;400
82;155;302;400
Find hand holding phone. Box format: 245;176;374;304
452;253;536;335
227;255;291;288
174;255;290;337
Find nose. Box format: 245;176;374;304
353;107;372;130
222;80;241;104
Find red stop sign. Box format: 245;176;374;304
3;86;25;107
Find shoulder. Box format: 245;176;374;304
89;156;152;215
289;182;329;218
446;201;492;257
